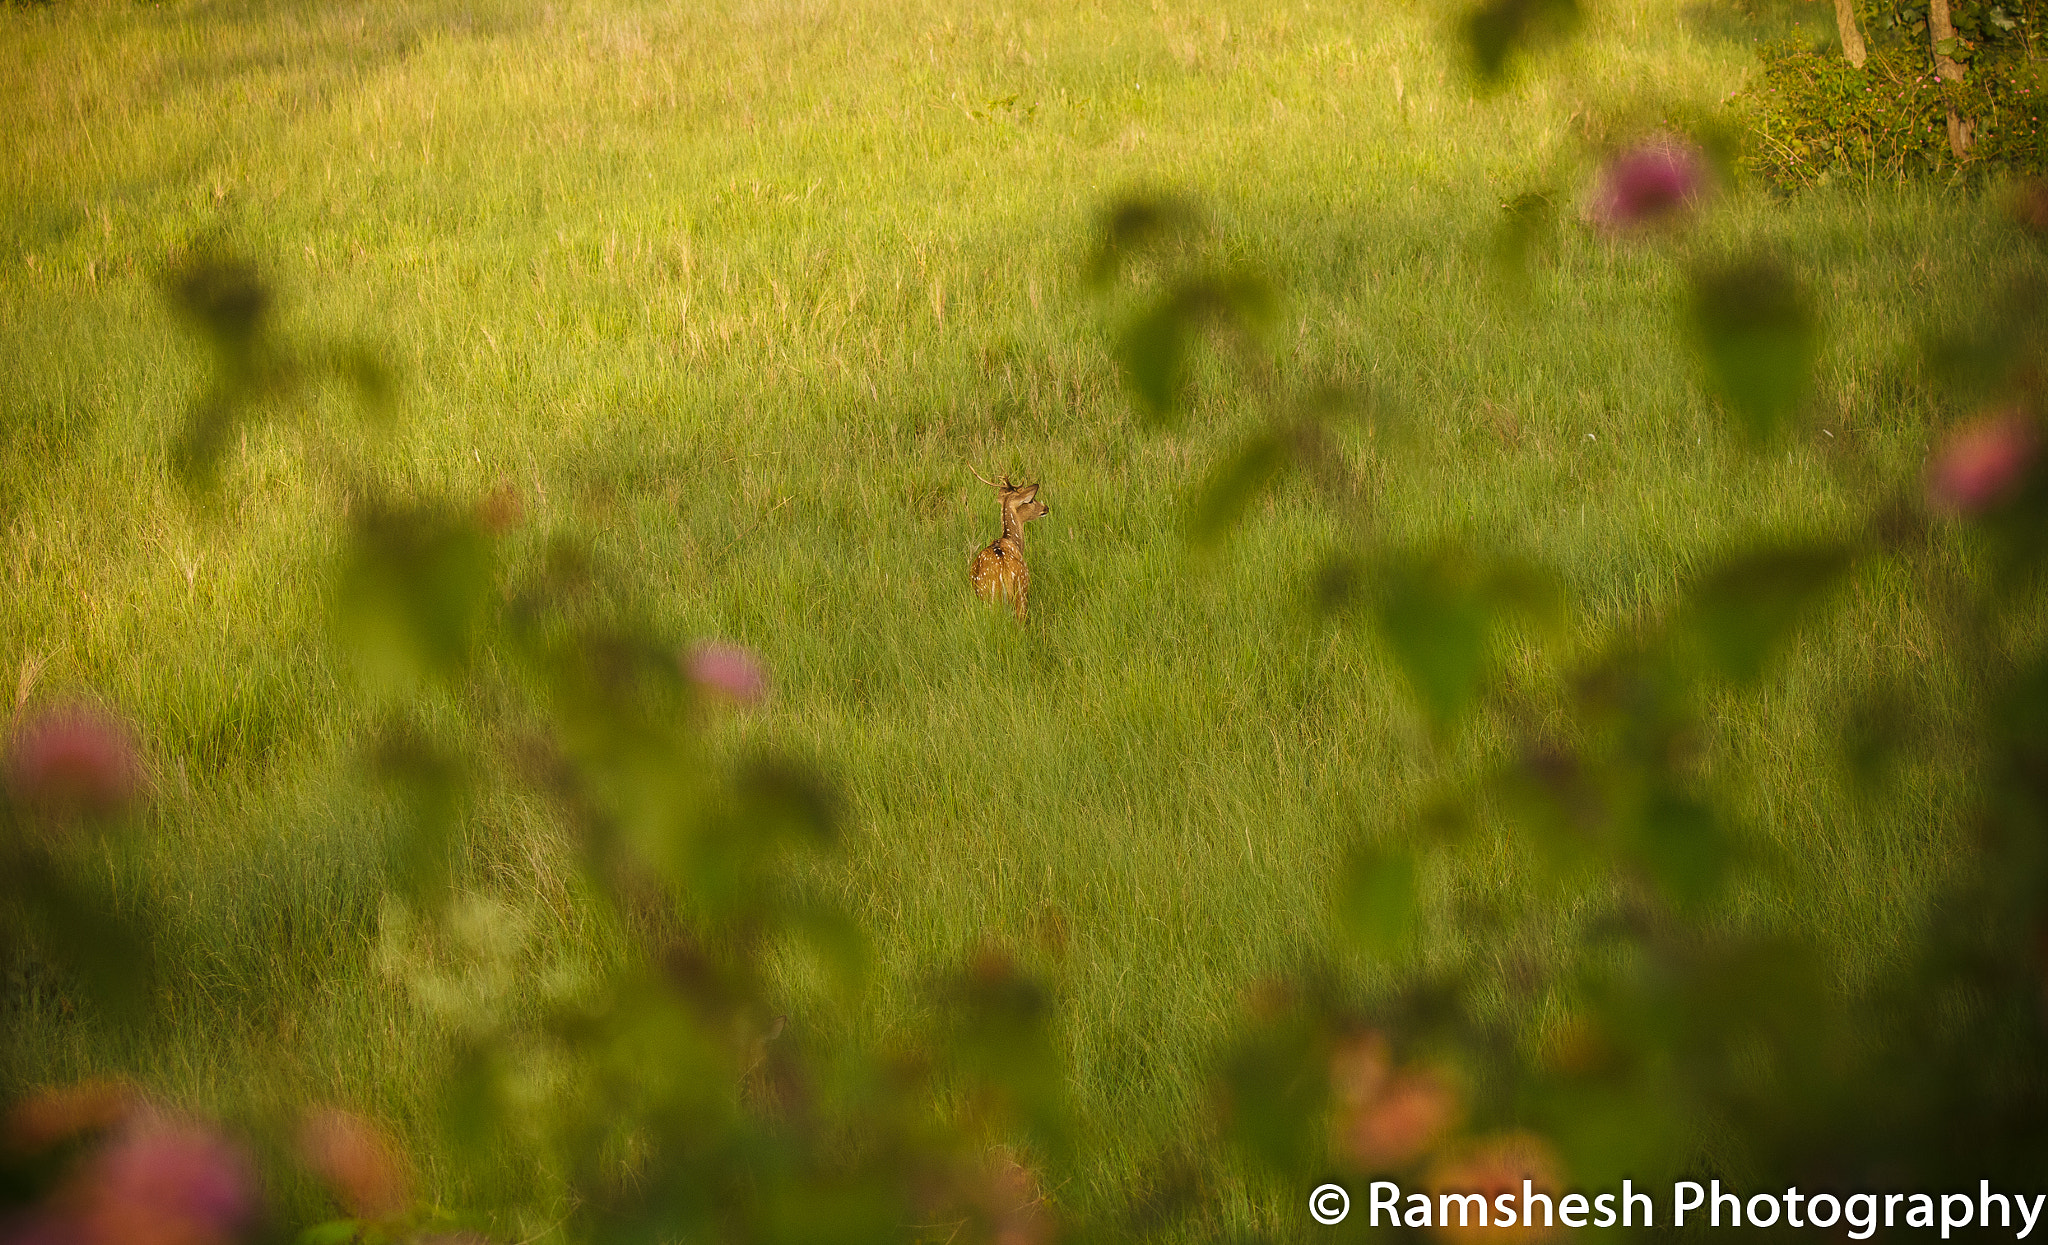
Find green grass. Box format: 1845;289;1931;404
0;0;2028;1236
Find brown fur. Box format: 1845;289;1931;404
968;475;1050;620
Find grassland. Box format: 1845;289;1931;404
0;0;2031;1237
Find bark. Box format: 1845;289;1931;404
1928;0;1976;157
1835;0;1868;68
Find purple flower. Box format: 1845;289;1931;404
1592;138;1709;229
6;704;145;820
1929;410;2039;513
684;642;768;705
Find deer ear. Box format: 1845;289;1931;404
1016;483;1039;502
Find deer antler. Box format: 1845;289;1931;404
968;465;1001;490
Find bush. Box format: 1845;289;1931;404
1732;37;2047;186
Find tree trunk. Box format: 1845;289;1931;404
1928;0;1976;157
1835;0;1868;68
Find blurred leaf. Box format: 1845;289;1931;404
1687;257;1818;443
1116;273;1275;425
1334;845;1418;956
1923;274;2048;403
335;501;496;691
601;738;702;888
1686;939;1842;1093
1538;1075;1685;1191
1119;297;1188;421
1373;550;1562;731
1683;540;1853;683
323;343;396;420
439;1043;504;1158
160;248;280;498
1187;431;1291;548
1999;656;2048;757
1089;194;1198;287
162;248;271;352
1216;1005;1327;1176
1840;680;1935;799
1463;0;1581;83
1634;790;1728;909
735;756;841;850
784;900;871;998
1488;557;1568;637
159;246;399;501
1571;644;1691;765
947;951;1056;1088
942;950;1070;1160
1491;744;1607;873
1376;552;1494;729
1313;551;1367;615
681;757;843;919
7;856;155;1019
1113;1150;1207;1238
296;1222;362;1245
1492;190;1557;287
371;725;469;907
654;938;747;1030
168;394;238;497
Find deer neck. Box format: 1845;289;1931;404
1000;507;1026;545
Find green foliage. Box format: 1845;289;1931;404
1461;0;1582;84
160;248;391;499
1732;38;2048;186
1687;254;1820;442
1681;540;1854;683
1333;846;1418;957
1870;0;2047;53
1090;125;2048;1233
1366;549;1562;733
1184;429;1294;550
336;502;496;693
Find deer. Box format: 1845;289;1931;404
967;470;1050;621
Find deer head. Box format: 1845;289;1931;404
999;477;1050;525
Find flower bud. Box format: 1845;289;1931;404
684;642;768;705
6;704;145;822
1928;410;2038;514
1592;139;1708;229
297;1107;411;1221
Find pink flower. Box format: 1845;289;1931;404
1330;1040;1463;1172
6;704;145;820
684;642;768;705
1425;1132;1565;1244
1928;410;2039;513
74;1116;253;1245
1592;139;1709;229
296;1108;410;1220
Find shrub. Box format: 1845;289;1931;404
1732;36;2047;186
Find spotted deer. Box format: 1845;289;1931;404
968;471;1050;621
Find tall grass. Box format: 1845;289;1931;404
0;0;2024;1233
